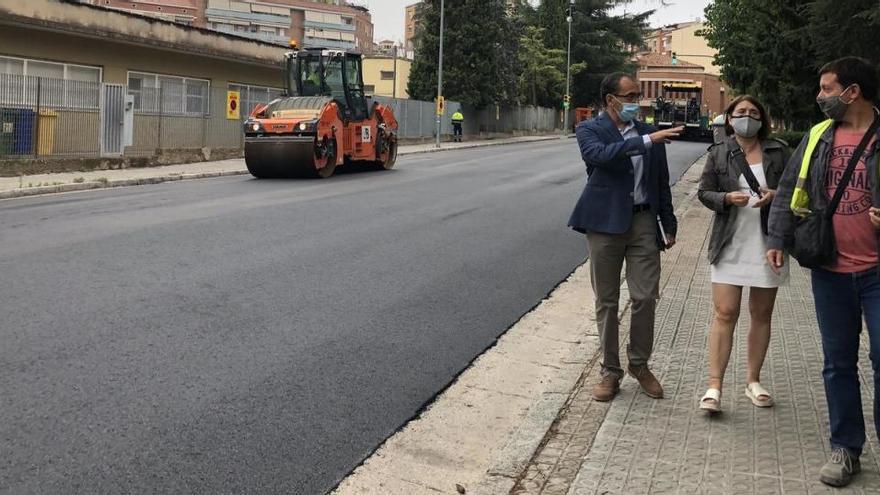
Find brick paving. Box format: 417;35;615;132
514;163;879;494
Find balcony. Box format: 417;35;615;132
303;37;356;51
302;20;356;32
205;8;290;28
212;24;288;45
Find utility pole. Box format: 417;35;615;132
564;0;573;133
435;0;445;148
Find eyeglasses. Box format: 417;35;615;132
613;93;642;103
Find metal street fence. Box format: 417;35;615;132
0;74;562;162
371;96;563;138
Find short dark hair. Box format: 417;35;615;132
600;72;635;108
819;57;878;101
723;95;770;140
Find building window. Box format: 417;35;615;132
127;71;209;115
305;11;342;25
228;83;283;118
0;55;101;108
380;71;393;80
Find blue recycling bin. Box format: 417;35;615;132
13;108;35;155
0;108;36;155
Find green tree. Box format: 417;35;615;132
702;0;817;129
407;0;653;111
702;0;880;130
807;0;880;65
537;0;569;50
407;0;521;109
518;26;567;107
567;0;652;109
498;0;532;105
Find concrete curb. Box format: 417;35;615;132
0;170;251;200
0;135;565;201
332;261;597;495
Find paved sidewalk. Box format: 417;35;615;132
0;134;563;200
514;165;879;494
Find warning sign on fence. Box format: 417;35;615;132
226;91;240;120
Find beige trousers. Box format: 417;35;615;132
586;211;661;377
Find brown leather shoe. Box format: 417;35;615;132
628;364;664;398
592;374;620;402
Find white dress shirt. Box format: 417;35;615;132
618;121;653;205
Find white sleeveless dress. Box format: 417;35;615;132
710;163;790;288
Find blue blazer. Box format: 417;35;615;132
568;113;677;246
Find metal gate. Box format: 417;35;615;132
100;83;125;156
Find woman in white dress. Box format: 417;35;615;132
697;95;791;412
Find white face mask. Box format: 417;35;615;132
730;115;762;138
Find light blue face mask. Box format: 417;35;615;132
614;97;639;122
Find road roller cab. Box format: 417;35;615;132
243;47;398;178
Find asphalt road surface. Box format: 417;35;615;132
0;139;707;493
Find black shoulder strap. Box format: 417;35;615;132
729;146;763;198
826;116;880;219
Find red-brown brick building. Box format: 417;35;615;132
635;52;730;120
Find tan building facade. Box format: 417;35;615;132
643;21;720;76
0;0;283;85
363;56;411;99
0;0;288;157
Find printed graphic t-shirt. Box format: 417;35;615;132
825;128;878;273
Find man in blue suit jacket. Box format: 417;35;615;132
569;72;682;402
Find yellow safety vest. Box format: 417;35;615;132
452;112;464;122
790;119;834;217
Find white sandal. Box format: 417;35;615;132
700;388;722;413
745;382;774;407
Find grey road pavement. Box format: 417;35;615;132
0;139;707;493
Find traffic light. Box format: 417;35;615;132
671;52;678;65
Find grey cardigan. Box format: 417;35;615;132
698;136;791;264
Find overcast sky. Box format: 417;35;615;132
362;0;714;43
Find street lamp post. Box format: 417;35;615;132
435;0;445;148
392;44;398;98
564;0;573;133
